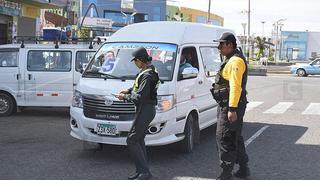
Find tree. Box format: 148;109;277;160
255;36;267;60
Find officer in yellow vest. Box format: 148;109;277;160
212;32;250;180
115;47;160;180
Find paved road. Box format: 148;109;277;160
0;74;319;180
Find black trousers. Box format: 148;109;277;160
216;102;249;171
126;104;155;174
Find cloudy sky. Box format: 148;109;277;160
169;0;320;37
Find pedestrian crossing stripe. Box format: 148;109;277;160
246;101;320;115
263;102;294;114
302;103;320;115
246;101;264;111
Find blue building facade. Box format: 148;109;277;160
82;0;166;32
280;31;308;61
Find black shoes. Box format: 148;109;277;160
128;172;152;180
134;173;152;180
233;166;250;178
128;172;140;180
216;171;233;180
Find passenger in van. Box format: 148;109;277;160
114;47;160;180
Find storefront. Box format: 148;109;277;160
280;31;308;61
0;0;21;44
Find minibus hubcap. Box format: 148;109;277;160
0;98;9;113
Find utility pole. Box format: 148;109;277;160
207;0;211;23
241;23;247;52
261;21;265;38
247;0;251;61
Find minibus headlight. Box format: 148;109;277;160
72;90;83;108
156;95;176;112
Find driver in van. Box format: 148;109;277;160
178;50;193;79
114;47;160;180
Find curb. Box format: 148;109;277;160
267;71;291;74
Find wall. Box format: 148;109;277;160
166;5;223;26
306;32;320;60
281;31;308;61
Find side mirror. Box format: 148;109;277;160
181;67;199;79
79;64;84;74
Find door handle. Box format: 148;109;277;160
28;74;32;80
198;80;203;85
16;74;20;80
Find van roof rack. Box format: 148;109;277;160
14;36;106;49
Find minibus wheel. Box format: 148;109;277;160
0;93;16;117
179;114;195;153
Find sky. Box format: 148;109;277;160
168;0;320;37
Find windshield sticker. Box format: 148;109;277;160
103;42;177;52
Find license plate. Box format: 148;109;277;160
95;123;118;136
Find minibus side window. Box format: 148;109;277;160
178;47;199;80
27;50;72;72
75;51;96;72
0;49;19;67
199;47;220;77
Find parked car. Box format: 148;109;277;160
290;59;320;76
0;43;99;116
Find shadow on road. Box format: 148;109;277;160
1;110;319;180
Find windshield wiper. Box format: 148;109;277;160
118;75;137;80
83;71;123;80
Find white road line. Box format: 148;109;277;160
245;125;269;147
263;102;294;114
246;101;264;111
302;103;320;115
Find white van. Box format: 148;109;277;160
70;22;241;152
0;43;99;116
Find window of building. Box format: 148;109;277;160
105;11;128;24
196;16;206;23
200;47;221;77
152;6;161;21
0;49;18;67
27;50;72;72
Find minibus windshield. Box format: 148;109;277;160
83;42;177;81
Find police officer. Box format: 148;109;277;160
115;47;160;180
212;32;250;180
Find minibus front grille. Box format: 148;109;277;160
82;95;136;119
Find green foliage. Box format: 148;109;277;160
268;48;275;61
255;36;267;60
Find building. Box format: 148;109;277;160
166;5;223;26
279;31;320;61
81;0;166;33
0;0;63;44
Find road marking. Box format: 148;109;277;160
302;103;320;115
246;101;264;111
245;125;269;147
263;102;294;114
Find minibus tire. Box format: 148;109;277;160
179;115;195;153
0;93;16;117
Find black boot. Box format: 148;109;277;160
233;165;250;178
216;170;233;180
128;172;140;180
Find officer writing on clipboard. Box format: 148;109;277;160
114;47;160;180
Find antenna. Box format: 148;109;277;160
20;39;25;48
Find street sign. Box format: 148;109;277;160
79;17;113;28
